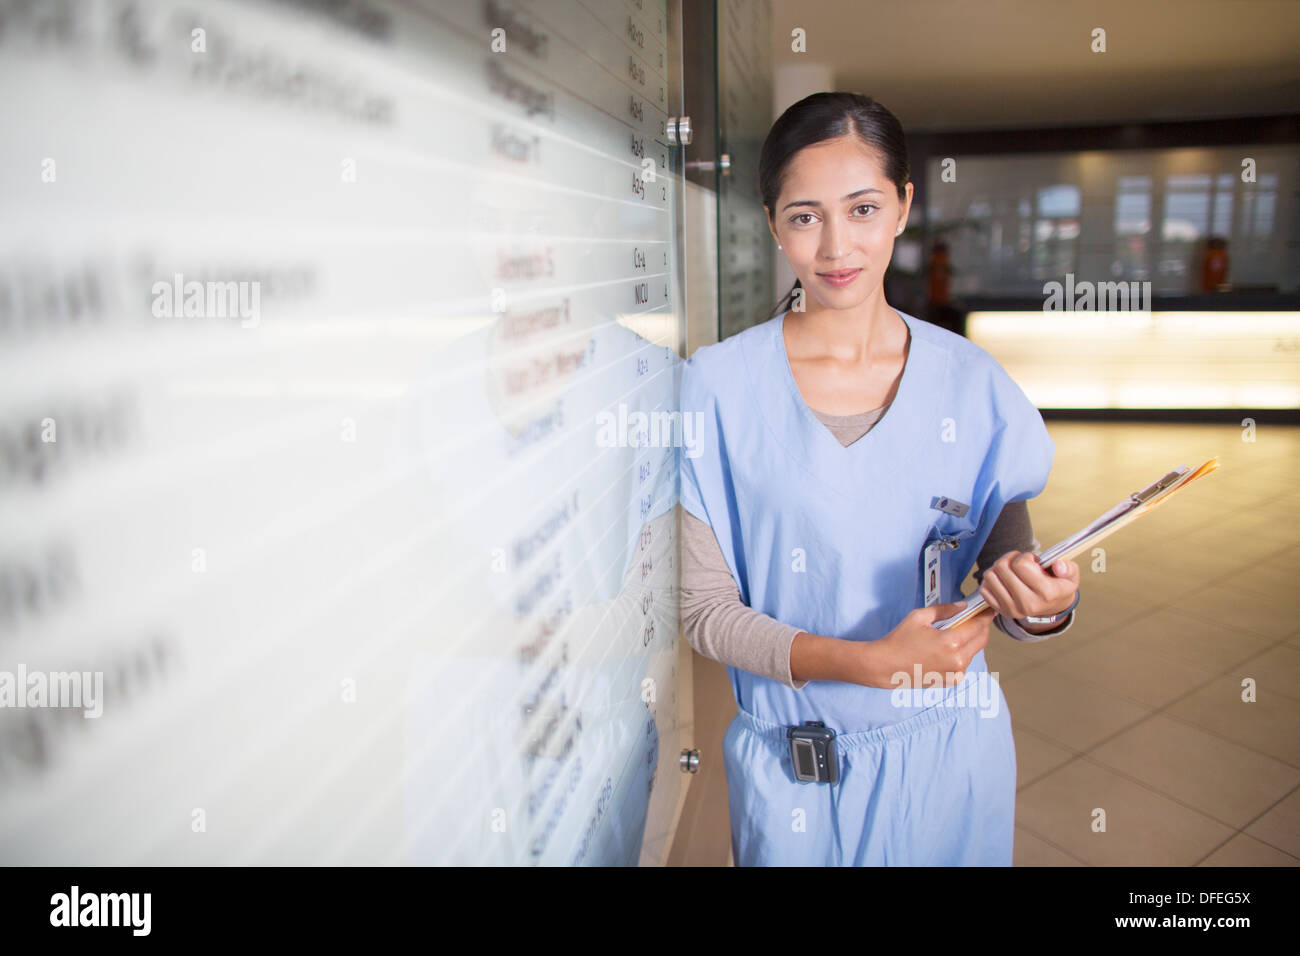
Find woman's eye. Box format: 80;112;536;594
789;206;876;225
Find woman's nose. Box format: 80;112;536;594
819;218;846;259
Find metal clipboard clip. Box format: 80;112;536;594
1131;468;1187;505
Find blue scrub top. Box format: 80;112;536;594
678;308;1054;734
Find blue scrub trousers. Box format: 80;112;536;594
722;695;1017;866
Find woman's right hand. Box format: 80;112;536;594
861;600;995;689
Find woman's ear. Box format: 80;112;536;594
897;182;914;234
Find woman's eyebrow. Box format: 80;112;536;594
781;187;884;212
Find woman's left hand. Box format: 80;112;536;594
978;552;1080;621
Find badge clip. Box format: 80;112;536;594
930;495;970;518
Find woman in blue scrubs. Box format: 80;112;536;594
678;93;1081;865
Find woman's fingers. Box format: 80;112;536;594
979;566;1022;618
1026;555;1081;610
1007;551;1056;604
981;551;1080;618
1050;558;1082;587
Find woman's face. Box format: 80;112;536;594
766;136;913;311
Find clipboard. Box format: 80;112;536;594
931;457;1222;630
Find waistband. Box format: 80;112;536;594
733;694;982;754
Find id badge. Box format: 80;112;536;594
923;539;942;607
923;496;973;607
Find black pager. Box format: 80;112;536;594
787;720;839;784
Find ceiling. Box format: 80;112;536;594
770;0;1300;131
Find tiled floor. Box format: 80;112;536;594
984;421;1300;866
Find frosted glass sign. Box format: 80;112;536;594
0;0;687;865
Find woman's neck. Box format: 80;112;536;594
786;291;904;362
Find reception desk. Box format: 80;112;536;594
964;296;1300;416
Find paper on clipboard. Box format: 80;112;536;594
931;457;1222;630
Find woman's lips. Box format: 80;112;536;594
817;269;862;286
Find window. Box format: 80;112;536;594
1113;176;1152;279
1032;185;1080;280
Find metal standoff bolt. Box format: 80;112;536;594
667;116;693;146
679;748;701;773
685;152;732;174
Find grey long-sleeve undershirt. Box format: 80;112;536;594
679;402;1075;691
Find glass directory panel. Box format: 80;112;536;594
0;0;687;866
